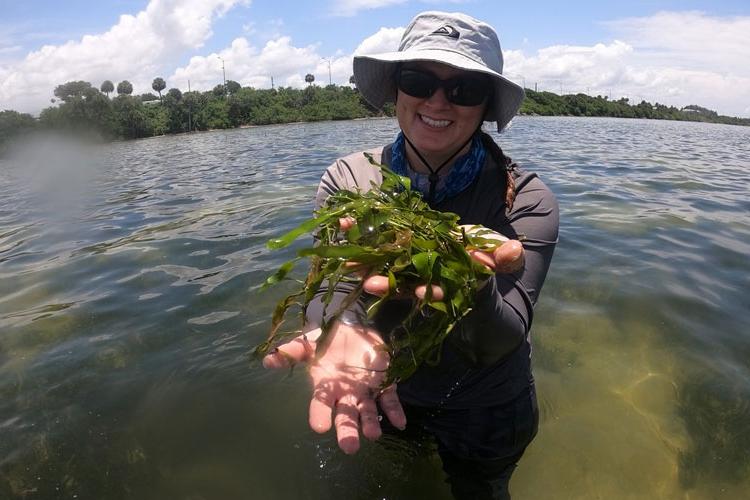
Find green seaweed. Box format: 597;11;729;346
254;153;506;385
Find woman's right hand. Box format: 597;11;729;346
262;321;406;454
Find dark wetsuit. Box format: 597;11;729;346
307;143;559;499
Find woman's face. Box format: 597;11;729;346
395;61;488;164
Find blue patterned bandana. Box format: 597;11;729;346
390;132;486;204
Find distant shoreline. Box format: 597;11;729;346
1;83;747;155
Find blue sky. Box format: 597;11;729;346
2;0;749;117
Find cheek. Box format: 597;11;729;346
395;95;419;128
458;107;486;130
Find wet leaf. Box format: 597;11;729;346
254;155;508;386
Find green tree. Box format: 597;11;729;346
0;110;37;155
163;88;187;133
117;80;133;95
112;95;148;138
100;80;114;97
305;73;315;86
54;81;96;102
141;103;169;136
152;77;166;103
166;88;182;101
195;97;230;129
225;80;241;95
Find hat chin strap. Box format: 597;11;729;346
402;130;477;202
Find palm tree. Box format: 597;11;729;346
152;77;166;103
100;80;114;97
305;73;315;86
117;80;133;95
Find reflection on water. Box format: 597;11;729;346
1;118;749;499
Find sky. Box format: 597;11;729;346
1;0;749;117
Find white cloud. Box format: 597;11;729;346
503;12;750;117
170;35;360;90
170;24;408;92
0;45;21;55
331;0;408;17
604;11;750;75
0;0;248;114
171;36;323;90
331;0;466;17
353;26;404;55
3;7;748;119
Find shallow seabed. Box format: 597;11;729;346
1;117;748;499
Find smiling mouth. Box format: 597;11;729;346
419;114;452;128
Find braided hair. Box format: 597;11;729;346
478;131;517;211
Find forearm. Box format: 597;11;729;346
452;232;557;366
304;279;368;328
452;274;529;365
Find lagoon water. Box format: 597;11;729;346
1;116;749;499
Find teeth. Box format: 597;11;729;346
420;114;451;128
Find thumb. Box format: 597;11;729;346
493;240;524;274
262;328;320;369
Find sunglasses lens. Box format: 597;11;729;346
448;77;491;106
397;69;490;106
397;70;435;99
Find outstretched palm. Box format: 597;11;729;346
263;322;406;454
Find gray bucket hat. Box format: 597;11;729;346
353;11;525;132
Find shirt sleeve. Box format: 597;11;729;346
304;151;384;329
305;151;560;370
454;172;559;366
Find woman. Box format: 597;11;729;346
263;11;559;499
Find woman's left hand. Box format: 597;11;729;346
466;238;525;274
339;217;524;297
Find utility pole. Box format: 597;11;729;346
322;57;332;85
188;79;192;132
217;56;226;93
271;76;274;89
534;82;537;92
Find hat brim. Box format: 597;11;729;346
353;49;525;131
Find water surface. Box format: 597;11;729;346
1;117;748;499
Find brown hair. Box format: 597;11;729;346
478;131;517;211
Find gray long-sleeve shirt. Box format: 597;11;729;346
308;144;559;408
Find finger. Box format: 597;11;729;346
359;397;382;441
493;240;525;274
343;260;370;278
262;330;319;369
339;216;356;231
309;383;335;434
468;249;497;271
334;395;361;454
414;284;444;301
363;275;390;296
379;385;406;430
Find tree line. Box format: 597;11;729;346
0;77;390;154
1;77;748;155
519;90;750;126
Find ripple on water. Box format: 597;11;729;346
1;117;749;499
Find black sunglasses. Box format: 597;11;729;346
396;68;492;107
